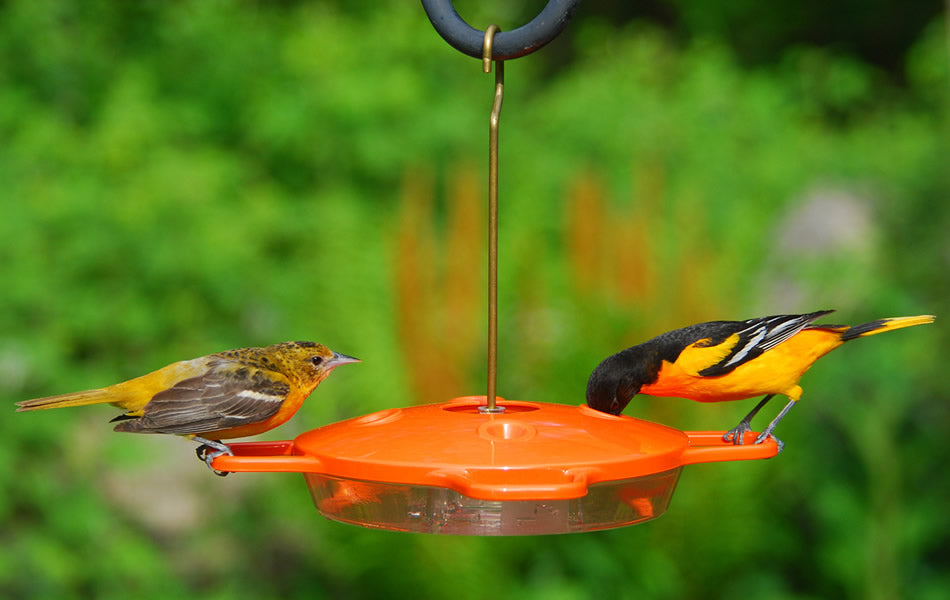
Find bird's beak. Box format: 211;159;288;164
328;352;361;368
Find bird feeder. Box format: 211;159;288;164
211;0;780;535
214;397;776;535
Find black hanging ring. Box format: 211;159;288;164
421;0;581;60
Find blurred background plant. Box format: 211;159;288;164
1;1;947;599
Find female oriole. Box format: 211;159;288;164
16;341;359;473
586;310;934;451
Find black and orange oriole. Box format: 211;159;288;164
586;310;934;450
16;341;359;473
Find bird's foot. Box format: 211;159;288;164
754;431;784;453
193;437;233;477
723;420;753;445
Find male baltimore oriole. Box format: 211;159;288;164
16;341;359;473
586;310;934;451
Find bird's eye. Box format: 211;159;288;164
310;356;325;367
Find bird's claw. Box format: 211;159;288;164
723;421;752;445
195;443;210;462
194;438;233;476
754;431;784;453
725;422;784;453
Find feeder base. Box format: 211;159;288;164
305;469;682;535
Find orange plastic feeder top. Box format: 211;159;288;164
214;396;777;535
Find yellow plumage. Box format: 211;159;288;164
587;312;935;450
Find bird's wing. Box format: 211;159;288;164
671;328;743;376
121;360;291;434
688;310;834;377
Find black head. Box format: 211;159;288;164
585;345;659;415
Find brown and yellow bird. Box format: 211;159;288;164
16;341;359;473
586;311;934;451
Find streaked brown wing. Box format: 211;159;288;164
115;360;291;435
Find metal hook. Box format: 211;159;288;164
480;25;505;415
421;0;580;61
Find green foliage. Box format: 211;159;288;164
1;2;947;599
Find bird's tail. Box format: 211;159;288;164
840;315;935;341
16;388;114;412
